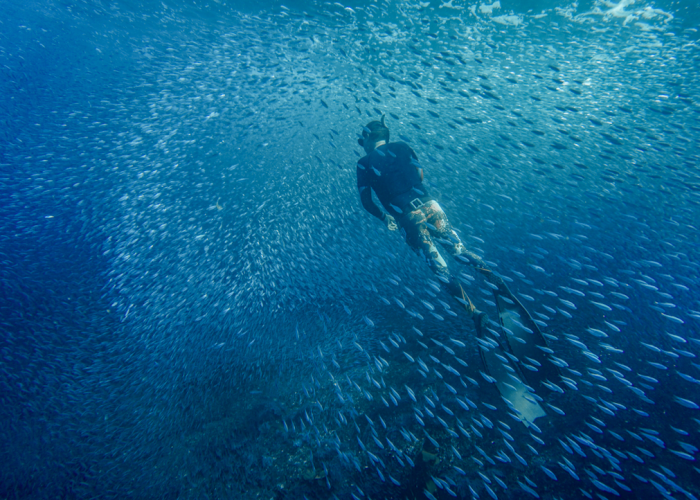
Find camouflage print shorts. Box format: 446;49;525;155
399;200;466;278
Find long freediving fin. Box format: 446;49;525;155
457;257;556;426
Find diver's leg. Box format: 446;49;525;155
419;201;485;319
400;207;451;280
421;200;468;257
420;200;498;282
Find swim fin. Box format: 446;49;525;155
474;312;546;427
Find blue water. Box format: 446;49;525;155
1;0;699;498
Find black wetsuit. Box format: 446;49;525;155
356;142;431;220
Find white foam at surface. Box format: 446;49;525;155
576;0;674;27
479;1;500;15
493;15;523;26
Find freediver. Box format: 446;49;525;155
354;117;558;425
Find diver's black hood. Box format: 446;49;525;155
358;115;390;149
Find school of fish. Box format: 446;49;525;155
0;0;699;498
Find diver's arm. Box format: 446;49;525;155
359;186;386;221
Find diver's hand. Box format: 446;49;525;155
383;214;398;231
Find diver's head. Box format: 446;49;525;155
358;115;390;154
